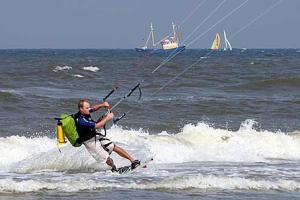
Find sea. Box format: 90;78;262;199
0;49;300;199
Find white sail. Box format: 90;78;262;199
223;30;232;51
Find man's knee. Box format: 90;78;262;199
113;145;118;151
99;137;115;154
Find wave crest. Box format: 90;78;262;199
1;120;300;173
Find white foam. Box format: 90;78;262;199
82;66;99;72
3;87;74;99
53;66;72;72
142;175;300;191
1;121;300;193
1;120;300;173
1;174;299;193
73;74;84;78
107;120;300;163
0;89;23;96
0;136;106;173
0;136;55;168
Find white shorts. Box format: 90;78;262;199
83;135;115;163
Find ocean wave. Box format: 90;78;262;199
136;175;300;191
0;174;299;193
0;89;24;97
53;66;72;72
0;90;19;100
120;119;300;163
82;66;99;72
0;136;55;170
1;120;300;173
237;77;300;90
0;87;95;99
73;74;84;78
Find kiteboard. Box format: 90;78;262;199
116;158;153;174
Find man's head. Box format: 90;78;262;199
78;99;91;115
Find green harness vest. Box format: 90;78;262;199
60;114;82;147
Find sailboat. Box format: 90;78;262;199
211;30;232;51
211;33;221;50
135;22;186;53
223;30;232;51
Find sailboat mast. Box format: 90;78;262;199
150;23;155;47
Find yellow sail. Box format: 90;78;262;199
211;33;221;50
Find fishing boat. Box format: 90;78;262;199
135;22;186;53
135;23;156;52
211;30;232;51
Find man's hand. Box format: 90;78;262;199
95;112;114;129
105;112;114;121
101;102;110;108
93;102;110;112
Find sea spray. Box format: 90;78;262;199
1;120;300;173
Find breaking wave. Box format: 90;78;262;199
53;66;72;72
1;120;300;173
1;120;300;193
0;174;299;193
82;66;99;72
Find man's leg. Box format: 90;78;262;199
83;137;117;171
113;145;134;162
113;145;140;169
99;137;135;162
99;136;140;169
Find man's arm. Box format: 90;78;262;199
95;112;114;129
91;102;110;112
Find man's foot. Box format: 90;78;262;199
131;160;140;169
111;164;118;172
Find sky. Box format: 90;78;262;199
0;0;299;49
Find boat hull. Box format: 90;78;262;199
135;46;186;54
135;48;154;52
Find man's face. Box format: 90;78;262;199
80;101;91;115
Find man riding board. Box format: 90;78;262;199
74;99;140;172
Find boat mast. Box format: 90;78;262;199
172;22;177;43
144;32;151;48
143;23;156;48
150;23;155;47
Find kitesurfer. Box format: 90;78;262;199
74;99;140;172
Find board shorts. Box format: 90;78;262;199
83;135;115;163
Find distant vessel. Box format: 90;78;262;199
211;33;221;50
211;30;232;51
223;30;232;51
135;22;186;53
135;23;156;52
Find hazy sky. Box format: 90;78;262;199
0;0;299;49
